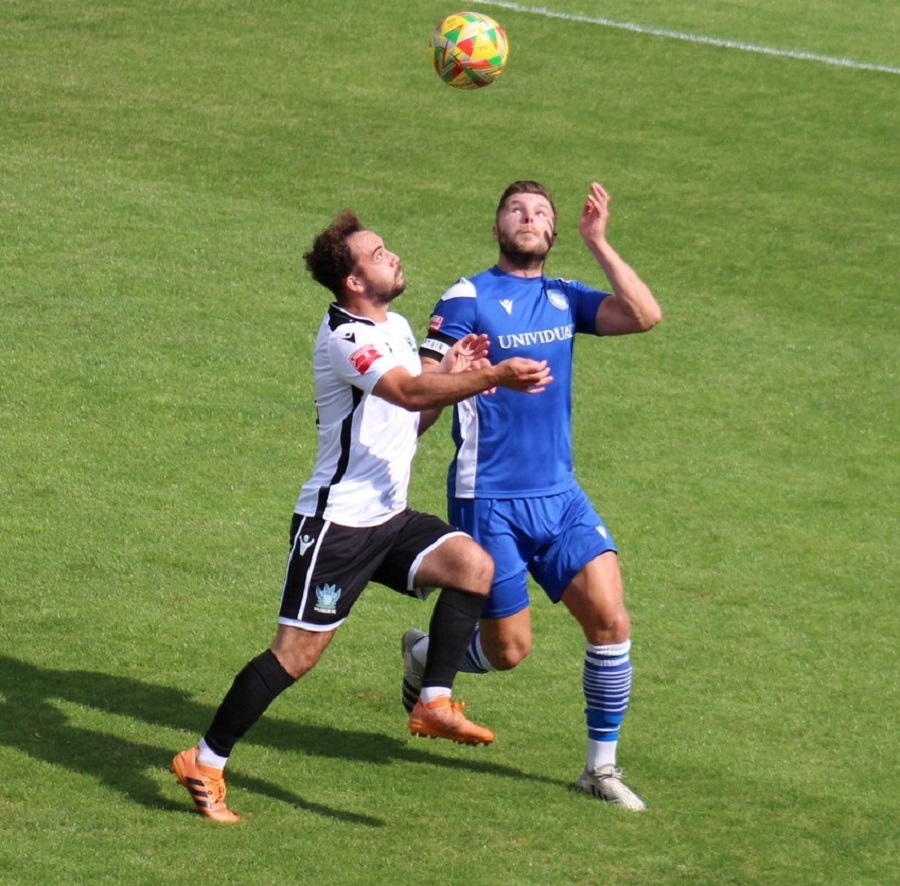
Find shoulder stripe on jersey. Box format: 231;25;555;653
328;302;375;330
440;277;476;300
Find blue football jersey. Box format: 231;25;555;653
421;266;607;498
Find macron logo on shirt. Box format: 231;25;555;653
499;299;514;315
349;344;382;374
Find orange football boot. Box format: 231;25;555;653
171;745;240;823
408;696;494;746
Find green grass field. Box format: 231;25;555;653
2;1;898;883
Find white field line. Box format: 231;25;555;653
468;0;900;75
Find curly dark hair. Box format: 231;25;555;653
495;180;557;228
303;210;364;297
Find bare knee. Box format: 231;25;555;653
489;633;532;670
270;625;334;680
604;605;630;642
562;553;631;645
572;603;630;647
417;536;495;596
480;612;533;670
466;544;495;596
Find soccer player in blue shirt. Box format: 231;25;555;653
407;181;662;810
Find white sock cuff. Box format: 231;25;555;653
197;737;229;770
586;639;632;657
420;686;452;704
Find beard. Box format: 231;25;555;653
497;228;553;271
373;270;407;304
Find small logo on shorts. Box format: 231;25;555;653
298;534;314;555
314;583;342;615
596;526;608;539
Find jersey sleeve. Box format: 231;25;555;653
419;277;478;362
564;278;609;334
327;322;402;395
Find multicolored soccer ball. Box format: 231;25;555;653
432;11;509;90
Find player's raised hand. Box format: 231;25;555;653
579;181;611;247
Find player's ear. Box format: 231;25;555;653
345;273;364;295
491;225;499;242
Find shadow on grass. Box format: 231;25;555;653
0;656;381;826
0;655;565;824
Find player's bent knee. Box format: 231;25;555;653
455;539;495;595
486;634;532;670
491;645;530;670
473;548;495;594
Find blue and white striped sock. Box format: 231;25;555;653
459;625;495;674
583;640;632;770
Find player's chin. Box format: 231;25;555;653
518;235;550;253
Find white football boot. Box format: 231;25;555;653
577;765;646;811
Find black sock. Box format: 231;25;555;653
423;588;485;689
203;649;295;757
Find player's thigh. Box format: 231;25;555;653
530;487;617;603
279;515;391;629
450;497;532;618
561;551;630;643
371;510;491;596
414;533;494;596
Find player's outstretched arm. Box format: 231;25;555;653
374;355;552;413
417;335;491;434
579;182;663;336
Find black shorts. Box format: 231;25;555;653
278;509;466;631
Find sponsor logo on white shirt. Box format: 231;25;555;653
349;344;382;374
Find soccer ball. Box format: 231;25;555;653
432;11;509;90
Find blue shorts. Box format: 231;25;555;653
449;486;617;619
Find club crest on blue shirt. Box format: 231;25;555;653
314;583;342;615
546;289;569;310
